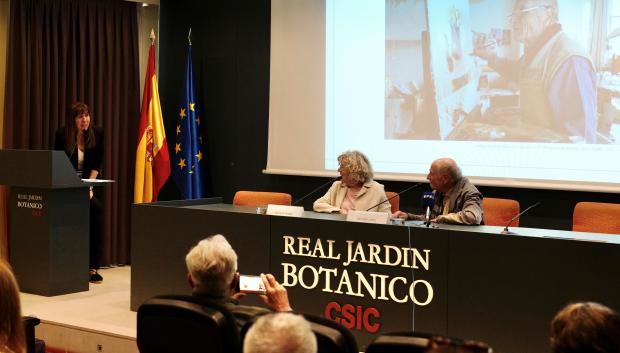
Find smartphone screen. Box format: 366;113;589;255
238;275;266;294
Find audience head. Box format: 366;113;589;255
0;260;26;353
337;150;373;187
425;335;491;353
550;302;620;353
427;158;462;193
244;313;317;353
185;234;238;297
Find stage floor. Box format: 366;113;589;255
20;266;138;353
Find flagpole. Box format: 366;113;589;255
188;28;192;46
150;28;155;44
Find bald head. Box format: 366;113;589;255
434;158;462;182
427;158;462;192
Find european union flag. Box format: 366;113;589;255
173;44;204;199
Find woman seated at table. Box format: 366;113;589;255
313;150;391;214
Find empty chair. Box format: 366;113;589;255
366;332;491;353
385;191;400;213
241;313;358;353
233;191;292;207
137;294;241;353
573;202;620;234
482;197;520;227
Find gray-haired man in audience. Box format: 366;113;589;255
185;234;292;328
244;312;317;353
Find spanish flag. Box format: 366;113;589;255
134;34;170;203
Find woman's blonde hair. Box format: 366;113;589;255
337;150;373;185
0;260;25;353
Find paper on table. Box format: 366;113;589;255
82;179;114;183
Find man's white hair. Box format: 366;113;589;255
244;313;317;353
185;234;238;296
521;0;558;22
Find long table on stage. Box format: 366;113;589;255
131;199;620;353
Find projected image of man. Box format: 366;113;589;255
474;0;596;143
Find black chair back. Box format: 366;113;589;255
303;314;358;353
23;316;41;353
365;332;492;353
137;294;241;353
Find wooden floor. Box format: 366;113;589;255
20;266;139;353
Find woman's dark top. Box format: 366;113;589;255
54;126;104;178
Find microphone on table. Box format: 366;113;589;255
293;176;340;206
421;192;436;227
501;202;541;235
365;182;423;212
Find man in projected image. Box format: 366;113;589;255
394;158;483;225
473;0;597;143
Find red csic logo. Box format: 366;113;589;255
324;301;381;333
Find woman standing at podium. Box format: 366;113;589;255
54;102;104;283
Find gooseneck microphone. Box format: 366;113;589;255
501;202;541;235
421;192;436;227
365;182;423;212
293;176;340;206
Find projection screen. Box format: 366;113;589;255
267;0;620;192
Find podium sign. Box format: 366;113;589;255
0;150;89;295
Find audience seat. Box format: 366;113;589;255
482;197;520;227
241;313;358;353
303;313;359;353
573;202;620;234
232;191;292;207
137;294;241;353
23;316;42;353
365;332;492;353
385;191;400;213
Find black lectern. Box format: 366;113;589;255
0;149;89;295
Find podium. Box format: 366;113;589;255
0;149;90;295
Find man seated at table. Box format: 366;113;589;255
185;234;292;328
394;158;483;225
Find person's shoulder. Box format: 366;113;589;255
92;126;104;143
461;177;482;195
332;180;344;188
365;180;383;188
231;304;270;316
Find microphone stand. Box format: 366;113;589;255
293;176;339;206
501;202;541;235
365;182;423;212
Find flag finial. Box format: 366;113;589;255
188;28;192;46
150;29;156;44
